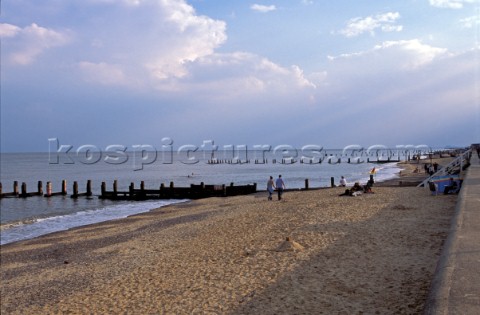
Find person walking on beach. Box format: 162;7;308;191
267;176;275;200
275;175;286;200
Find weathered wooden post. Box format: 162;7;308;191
61;180;67;195
101;181;106;198
305;179;309;190
222;184;226;197
72;181;79;198
13;181;19;196
140;181;145;199
201;182;205;198
45;181;52;197
86;180;92;196
129;182;135;200
330;177;335;187
21;182;27;198
253;183;257;192
169;181;174;198
113;180;118;194
160;183;165;198
37;181;43;196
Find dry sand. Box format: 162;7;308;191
1;159;458;314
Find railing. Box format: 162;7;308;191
418;149;472;187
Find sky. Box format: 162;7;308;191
1;0;479;153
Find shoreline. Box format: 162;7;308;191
0;156;459;314
0;157;444;246
0;161;402;246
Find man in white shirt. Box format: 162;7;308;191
275;175;286;200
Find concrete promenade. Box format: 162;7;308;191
424;151;480;314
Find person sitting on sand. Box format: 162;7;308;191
351;182;362;192
363;180;374;193
339;176;347;187
443;178;458;195
339;182;364;197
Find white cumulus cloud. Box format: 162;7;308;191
339;12;403;37
328;39;448;72
75;0;227;85
459;15;480;28
1;23;70;65
428;0;476;9
250;4;276;13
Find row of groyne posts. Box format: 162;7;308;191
0;174;377;201
0;180;92;199
207;157;401;164
205;149;461;164
0;180;258;200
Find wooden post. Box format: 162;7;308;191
113;180;118;194
330;177;335;187
0;182;2;196
253;183;257;192
13;181;19;195
45;181;52;197
72;181;79;198
101;182;106;198
62;180;67;195
222;184;226;197
21;182;27;198
37;181;43;195
86;180;92;196
160;183;165;198
129;182;134;199
305;179;309;190
169;181;174;198
201;182;205;198
140;181;145;199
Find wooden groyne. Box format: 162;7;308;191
0;180;257;201
206;157;401;164
0;174;381;200
0;180;92;199
99;181;257;201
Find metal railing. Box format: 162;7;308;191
417;149;471;187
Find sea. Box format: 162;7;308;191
0;148;407;245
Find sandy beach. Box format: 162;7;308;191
1;158;458;314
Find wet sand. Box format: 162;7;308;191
0;158;458;314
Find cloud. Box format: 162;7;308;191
157;52;317;99
459;15;480;28
0;23;21;37
250;4;276;13
338;12;403;37
68;0;314;98
71;0;226;87
428;0;476;9
328;39;448;70
1;23;70;65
